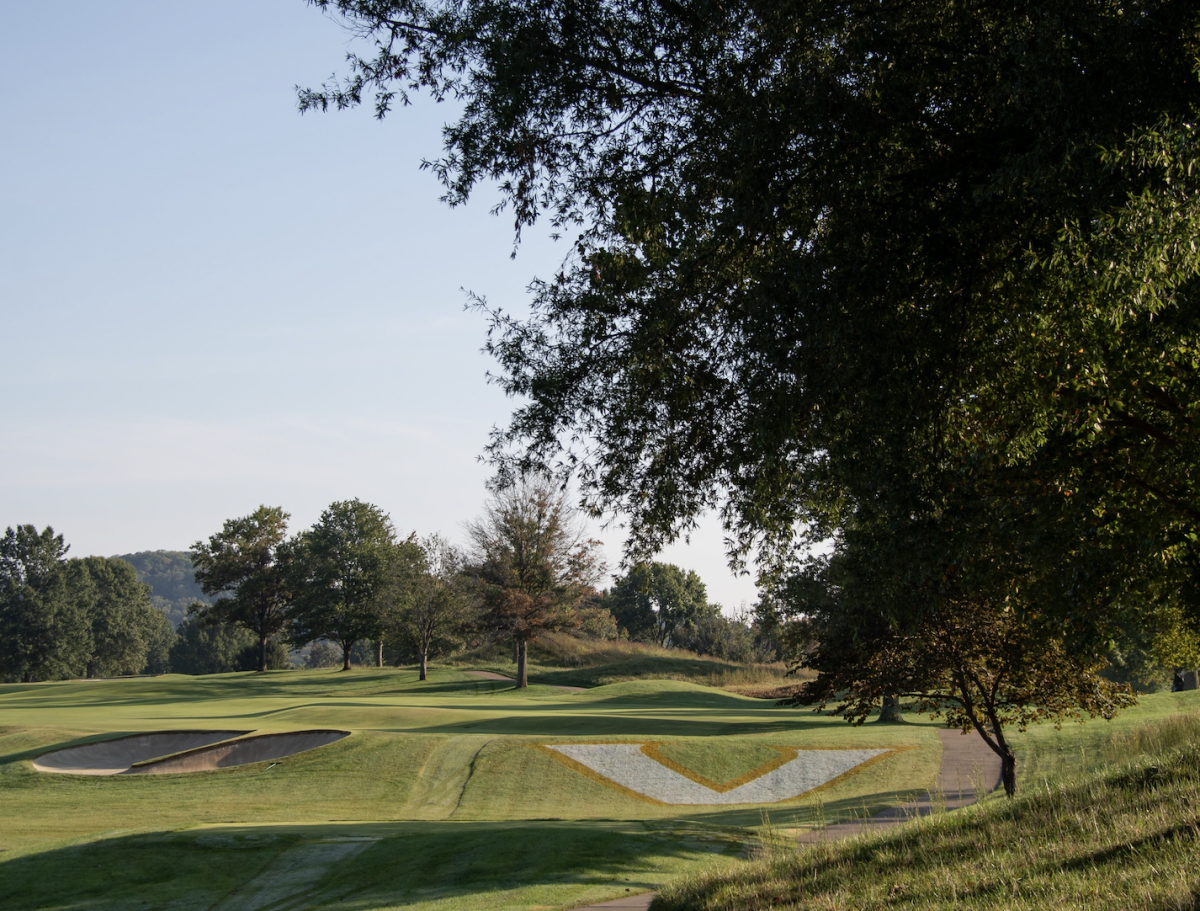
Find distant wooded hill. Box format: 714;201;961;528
113;551;210;628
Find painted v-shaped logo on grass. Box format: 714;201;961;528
638;743;800;793
538;742;899;806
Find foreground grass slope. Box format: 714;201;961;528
656;703;1200;911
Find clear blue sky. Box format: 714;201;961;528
0;0;758;611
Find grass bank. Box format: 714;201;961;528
654;698;1200;911
445;632;799;689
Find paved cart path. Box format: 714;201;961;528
572;728;1002;911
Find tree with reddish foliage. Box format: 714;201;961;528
466;481;604;688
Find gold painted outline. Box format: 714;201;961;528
531;741;667;805
530;741;918;806
640;742;798;792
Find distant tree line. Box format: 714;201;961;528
0;526;174;682
2;482;772;684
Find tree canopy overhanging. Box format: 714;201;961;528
304;0;1200;566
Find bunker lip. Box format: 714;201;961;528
128;730;350;774
32;731;250;776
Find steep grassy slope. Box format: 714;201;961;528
655;697;1200;911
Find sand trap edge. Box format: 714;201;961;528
128;730;351;774
32;731;252;776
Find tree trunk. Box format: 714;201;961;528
420;649;428;681
512;639;520;664
516;639;528;688
86;660;96;679
341;640;353;671
878;693;902;723
978;716;1018;798
259;634;268;673
376;639;384;668
1000;749;1017;797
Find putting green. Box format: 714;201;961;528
0;667;941;909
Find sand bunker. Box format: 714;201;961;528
131;730;348;774
33;730;348;776
32;731;249;776
544;743;891;805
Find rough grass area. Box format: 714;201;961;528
654;701;1200;911
446;631;801;689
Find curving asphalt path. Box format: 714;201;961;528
571;727;1003;911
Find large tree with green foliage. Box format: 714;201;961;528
71;556;167;678
607;561;708;647
391;534;476;680
289;499;397;671
191;506;294;673
0;526;90;682
466;480;604;687
304;0;1200;618
769;499;1140;796
305;1;1200;739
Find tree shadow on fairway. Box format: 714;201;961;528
0;820;731;911
405;710;798;737
0;668;445;714
671;785;936;830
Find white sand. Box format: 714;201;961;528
32;730;348;776
129;730;349;774
547;743;888;805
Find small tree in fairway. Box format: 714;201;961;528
364;534;426;668
466;481;604;688
394;534;476;680
289;499;396;671
191;506;293;673
777;523;1139;797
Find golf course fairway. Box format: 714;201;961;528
0;668;943;910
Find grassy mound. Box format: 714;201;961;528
654;711;1200;911
445;631;799;689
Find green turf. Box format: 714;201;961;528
8;670;1186;909
0;667;939;908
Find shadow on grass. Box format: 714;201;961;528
524;656;757;688
0;820;730;911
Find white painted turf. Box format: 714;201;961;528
546;743;888;805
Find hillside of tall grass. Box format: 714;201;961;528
444;631;799;689
654;709;1200;910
